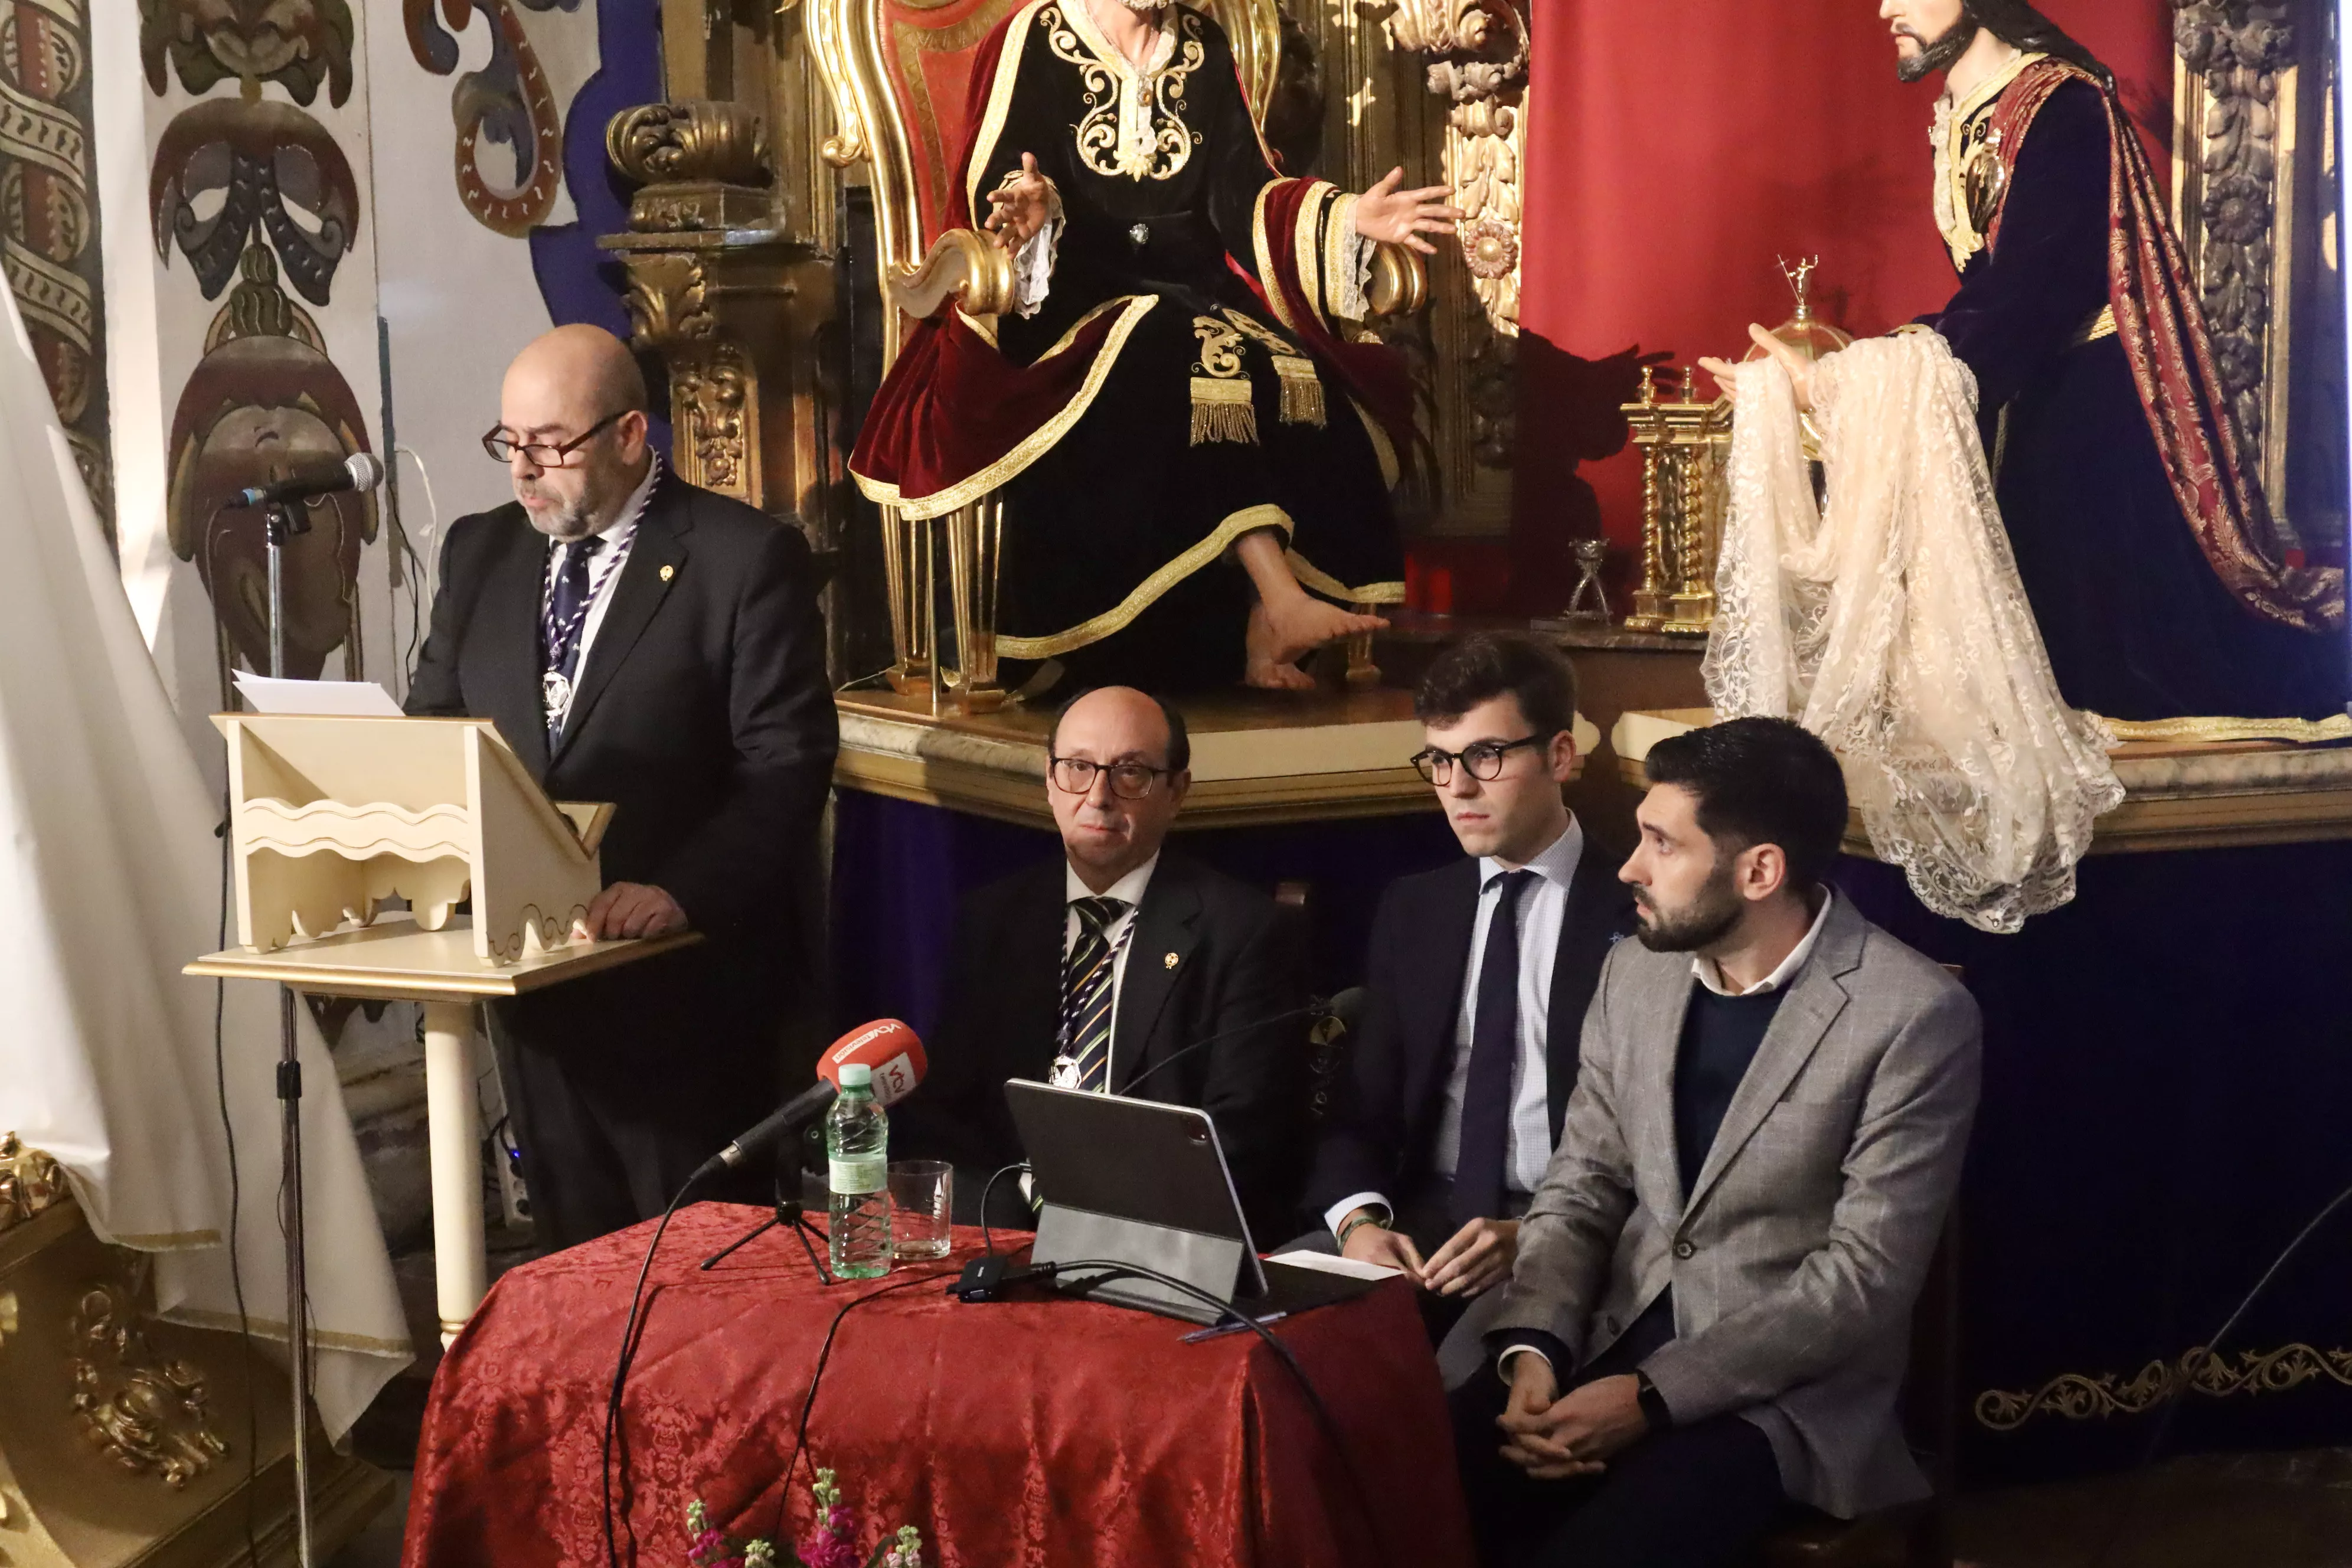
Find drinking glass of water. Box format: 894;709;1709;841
889;1161;953;1260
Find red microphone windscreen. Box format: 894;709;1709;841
818;1019;926;1107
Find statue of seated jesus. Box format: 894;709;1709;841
850;0;1455;692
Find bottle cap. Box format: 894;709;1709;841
838;1062;873;1089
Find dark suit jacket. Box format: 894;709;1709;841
406;469;838;1100
1304;835;1635;1226
901;849;1308;1241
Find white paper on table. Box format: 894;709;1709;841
232;675;404;716
1266;1249;1405;1281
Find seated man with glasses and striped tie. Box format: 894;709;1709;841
899;685;1308;1242
407;324;838;1248
1302;633;1633;1380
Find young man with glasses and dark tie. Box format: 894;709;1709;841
1304;633;1632;1377
897;685;1308;1241
406;324;837;1248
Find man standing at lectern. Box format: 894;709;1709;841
408;325;838;1247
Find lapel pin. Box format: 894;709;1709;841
1164;952;1179;969
659;564;675;582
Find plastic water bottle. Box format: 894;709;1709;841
826;1063;892;1279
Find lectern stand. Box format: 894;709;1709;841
185;714;692;1564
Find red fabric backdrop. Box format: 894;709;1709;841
1505;1;2177;609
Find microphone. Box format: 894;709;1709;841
690;1018;926;1184
1115;988;1369;1099
233;452;386;508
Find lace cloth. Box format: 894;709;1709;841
1704;333;2123;933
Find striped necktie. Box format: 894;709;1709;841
1059;896;1129;1093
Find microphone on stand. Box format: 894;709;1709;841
690;1017;926;1183
232;452;386;509
1114;988;1370;1099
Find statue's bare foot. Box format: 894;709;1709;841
1244;595;1386;691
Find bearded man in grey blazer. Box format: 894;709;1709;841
1451;717;1981;1568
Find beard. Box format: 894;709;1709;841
1896;16;1978;83
1632;863;1746;954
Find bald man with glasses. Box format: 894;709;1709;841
897;685;1309;1240
408;325;837;1247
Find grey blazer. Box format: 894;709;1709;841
1489;894;1981;1518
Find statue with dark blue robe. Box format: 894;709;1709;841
1911;43;2346;721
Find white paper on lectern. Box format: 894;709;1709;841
232;674;405;716
0;284;411;1434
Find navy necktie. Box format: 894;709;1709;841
542;535;605;743
1453;868;1537;1227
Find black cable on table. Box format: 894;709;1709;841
976;1161;1029;1257
601;1180;701;1568
772;1267;961;1541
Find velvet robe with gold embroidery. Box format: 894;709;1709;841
849;0;1408;689
1918;58;2346;720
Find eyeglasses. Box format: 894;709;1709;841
1410;733;1551;785
1050;755;1176;799
481;411;626;466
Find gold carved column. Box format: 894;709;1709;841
600;102;840;535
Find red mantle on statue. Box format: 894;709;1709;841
403;1206;1474;1567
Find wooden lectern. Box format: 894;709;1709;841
187;715;694;1347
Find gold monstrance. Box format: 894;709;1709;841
1743;256;1852;457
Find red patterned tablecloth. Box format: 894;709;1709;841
402;1204;1475;1567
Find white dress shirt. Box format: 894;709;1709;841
540;455;660;724
1050;853;1159;1092
1326;817;1586;1236
1693;890;1834;997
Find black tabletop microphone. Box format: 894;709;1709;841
233;452;386;508
1115;987;1370;1099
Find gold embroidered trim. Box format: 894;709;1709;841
851;295;1161;517
997;503;1296;658
1976;1342;2352;1431
2091;711;2352;746
1351;396;1401;489
1296;181;1337;331
1286;551;1406;605
1189;375;1258;445
965;0;1053;222
107;1229;223;1248
2070;303;2118;347
1253;180;1302;338
1048;1;1204;182
955;306;1000;347
1219;308;1324;426
167;1305;414;1355
1325;192;1364;322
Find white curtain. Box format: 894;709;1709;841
0;285;410;1435
1706;332;2122;934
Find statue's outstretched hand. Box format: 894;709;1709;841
1352;166;1460;255
984;152;1054;251
1698;324;1815;411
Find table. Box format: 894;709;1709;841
403;1206;1476;1567
188;916;694;1345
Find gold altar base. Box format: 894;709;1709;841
1611;709;2352;855
834;686;1600;831
0;1194;393;1568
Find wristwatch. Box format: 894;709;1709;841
1335;1208;1390;1251
1634;1370;1672;1433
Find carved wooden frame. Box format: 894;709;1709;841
2173;0;2344;547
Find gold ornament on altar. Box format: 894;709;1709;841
1743;256;1851;457
1621;365;1730;637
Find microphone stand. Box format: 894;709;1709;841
262;497;318;1568
699;1162;835;1282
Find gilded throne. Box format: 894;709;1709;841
806;0;1429;709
